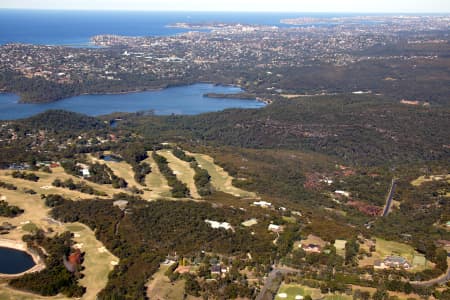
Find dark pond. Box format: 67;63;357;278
0;247;36;274
102;155;122;162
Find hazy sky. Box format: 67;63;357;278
1;0;449;13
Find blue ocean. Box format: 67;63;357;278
0;9;355;45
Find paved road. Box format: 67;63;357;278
411;258;450;287
382;178;397;217
256;265;300;300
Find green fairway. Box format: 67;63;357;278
189;152;257;198
68;223;118;300
143;152;172;199
158;149;200;199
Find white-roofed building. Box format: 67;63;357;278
253;200;272;208
205;219;232;231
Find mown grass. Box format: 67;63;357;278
68;223;118;300
158;150;200;199
189;152;256;198
142;152;172;199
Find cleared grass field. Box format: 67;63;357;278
66;223;118;300
142;152;172;199
350;285;423;300
359;237;431;270
276;284;352;300
275;283;321;300
188;152;257;199
411;174;450;186
375;238;419;264
146;264;185;300
158;150;201;199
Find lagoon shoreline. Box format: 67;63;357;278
0;83;266;120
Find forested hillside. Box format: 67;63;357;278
123;95;450;165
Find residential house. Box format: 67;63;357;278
81;168;90;178
211;265;221;276
205;219;233;230
302;244;321;253
241;218;258;227
113;200;129;211
253;200;272;208
436;240;450;254
76;163;90;177
374;256;411;270
334;190;350;197
268;224;284;233
175;265;192;274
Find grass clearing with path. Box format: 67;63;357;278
324;295;352;300
350;285;423;300
188;152;257;198
411;174;450;186
146;264;185;300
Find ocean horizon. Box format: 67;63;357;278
0;9;424;46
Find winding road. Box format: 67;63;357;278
411;258;450;287
382;178;397;217
256;264;300;300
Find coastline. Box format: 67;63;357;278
203;92;271;104
16;88;166;104
0;238;45;278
